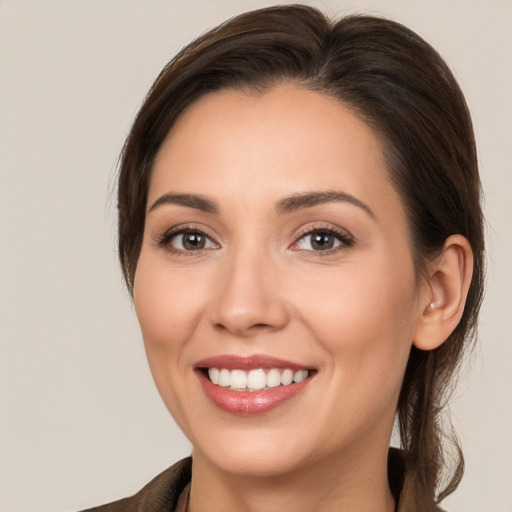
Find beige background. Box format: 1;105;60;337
0;1;511;511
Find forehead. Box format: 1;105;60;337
150;85;403;223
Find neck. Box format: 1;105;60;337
188;445;396;512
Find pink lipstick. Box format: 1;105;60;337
195;354;314;415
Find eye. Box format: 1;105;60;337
159;227;219;253
293;227;353;253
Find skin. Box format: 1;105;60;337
133;85;471;512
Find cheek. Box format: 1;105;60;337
136;249;197;318
291;263;418;438
133;252;207;368
294;257;417;334
133;252;211;430
291;257;418;385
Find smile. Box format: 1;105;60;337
207;367;309;391
195;355;315;415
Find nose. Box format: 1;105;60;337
209;247;289;337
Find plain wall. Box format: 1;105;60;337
1;1;511;511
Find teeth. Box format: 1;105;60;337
209;367;219;385
247;369;266;390
207;367;310;391
218;368;230;387
280;369;293;386
266;368;281;388
230;369;247;390
293;370;308;383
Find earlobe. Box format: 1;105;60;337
413;235;474;351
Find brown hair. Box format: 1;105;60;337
117;5;484;508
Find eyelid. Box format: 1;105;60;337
290;223;354;253
155;224;220;253
153;222;353;256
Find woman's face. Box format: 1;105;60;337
134;85;426;477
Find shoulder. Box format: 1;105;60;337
79;457;192;512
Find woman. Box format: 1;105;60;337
85;5;484;511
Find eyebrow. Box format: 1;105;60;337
275;191;375;218
148;190;374;218
148;193;219;214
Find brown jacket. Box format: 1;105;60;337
80;449;444;512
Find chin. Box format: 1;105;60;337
193;438;310;478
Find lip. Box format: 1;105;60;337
195;354;310;371
195;354;314;415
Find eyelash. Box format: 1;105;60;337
292;225;354;255
156;224;354;256
156;225;218;256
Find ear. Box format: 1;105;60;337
413;235;474;351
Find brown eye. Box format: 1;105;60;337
168;230;218;251
182;232;206;250
294;228;352;253
310;232;336;250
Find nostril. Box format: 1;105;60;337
213;321;276;335
209;286;289;336
252;323;273;330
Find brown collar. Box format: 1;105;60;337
80;449;443;512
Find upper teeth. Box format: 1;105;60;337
208;368;309;391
